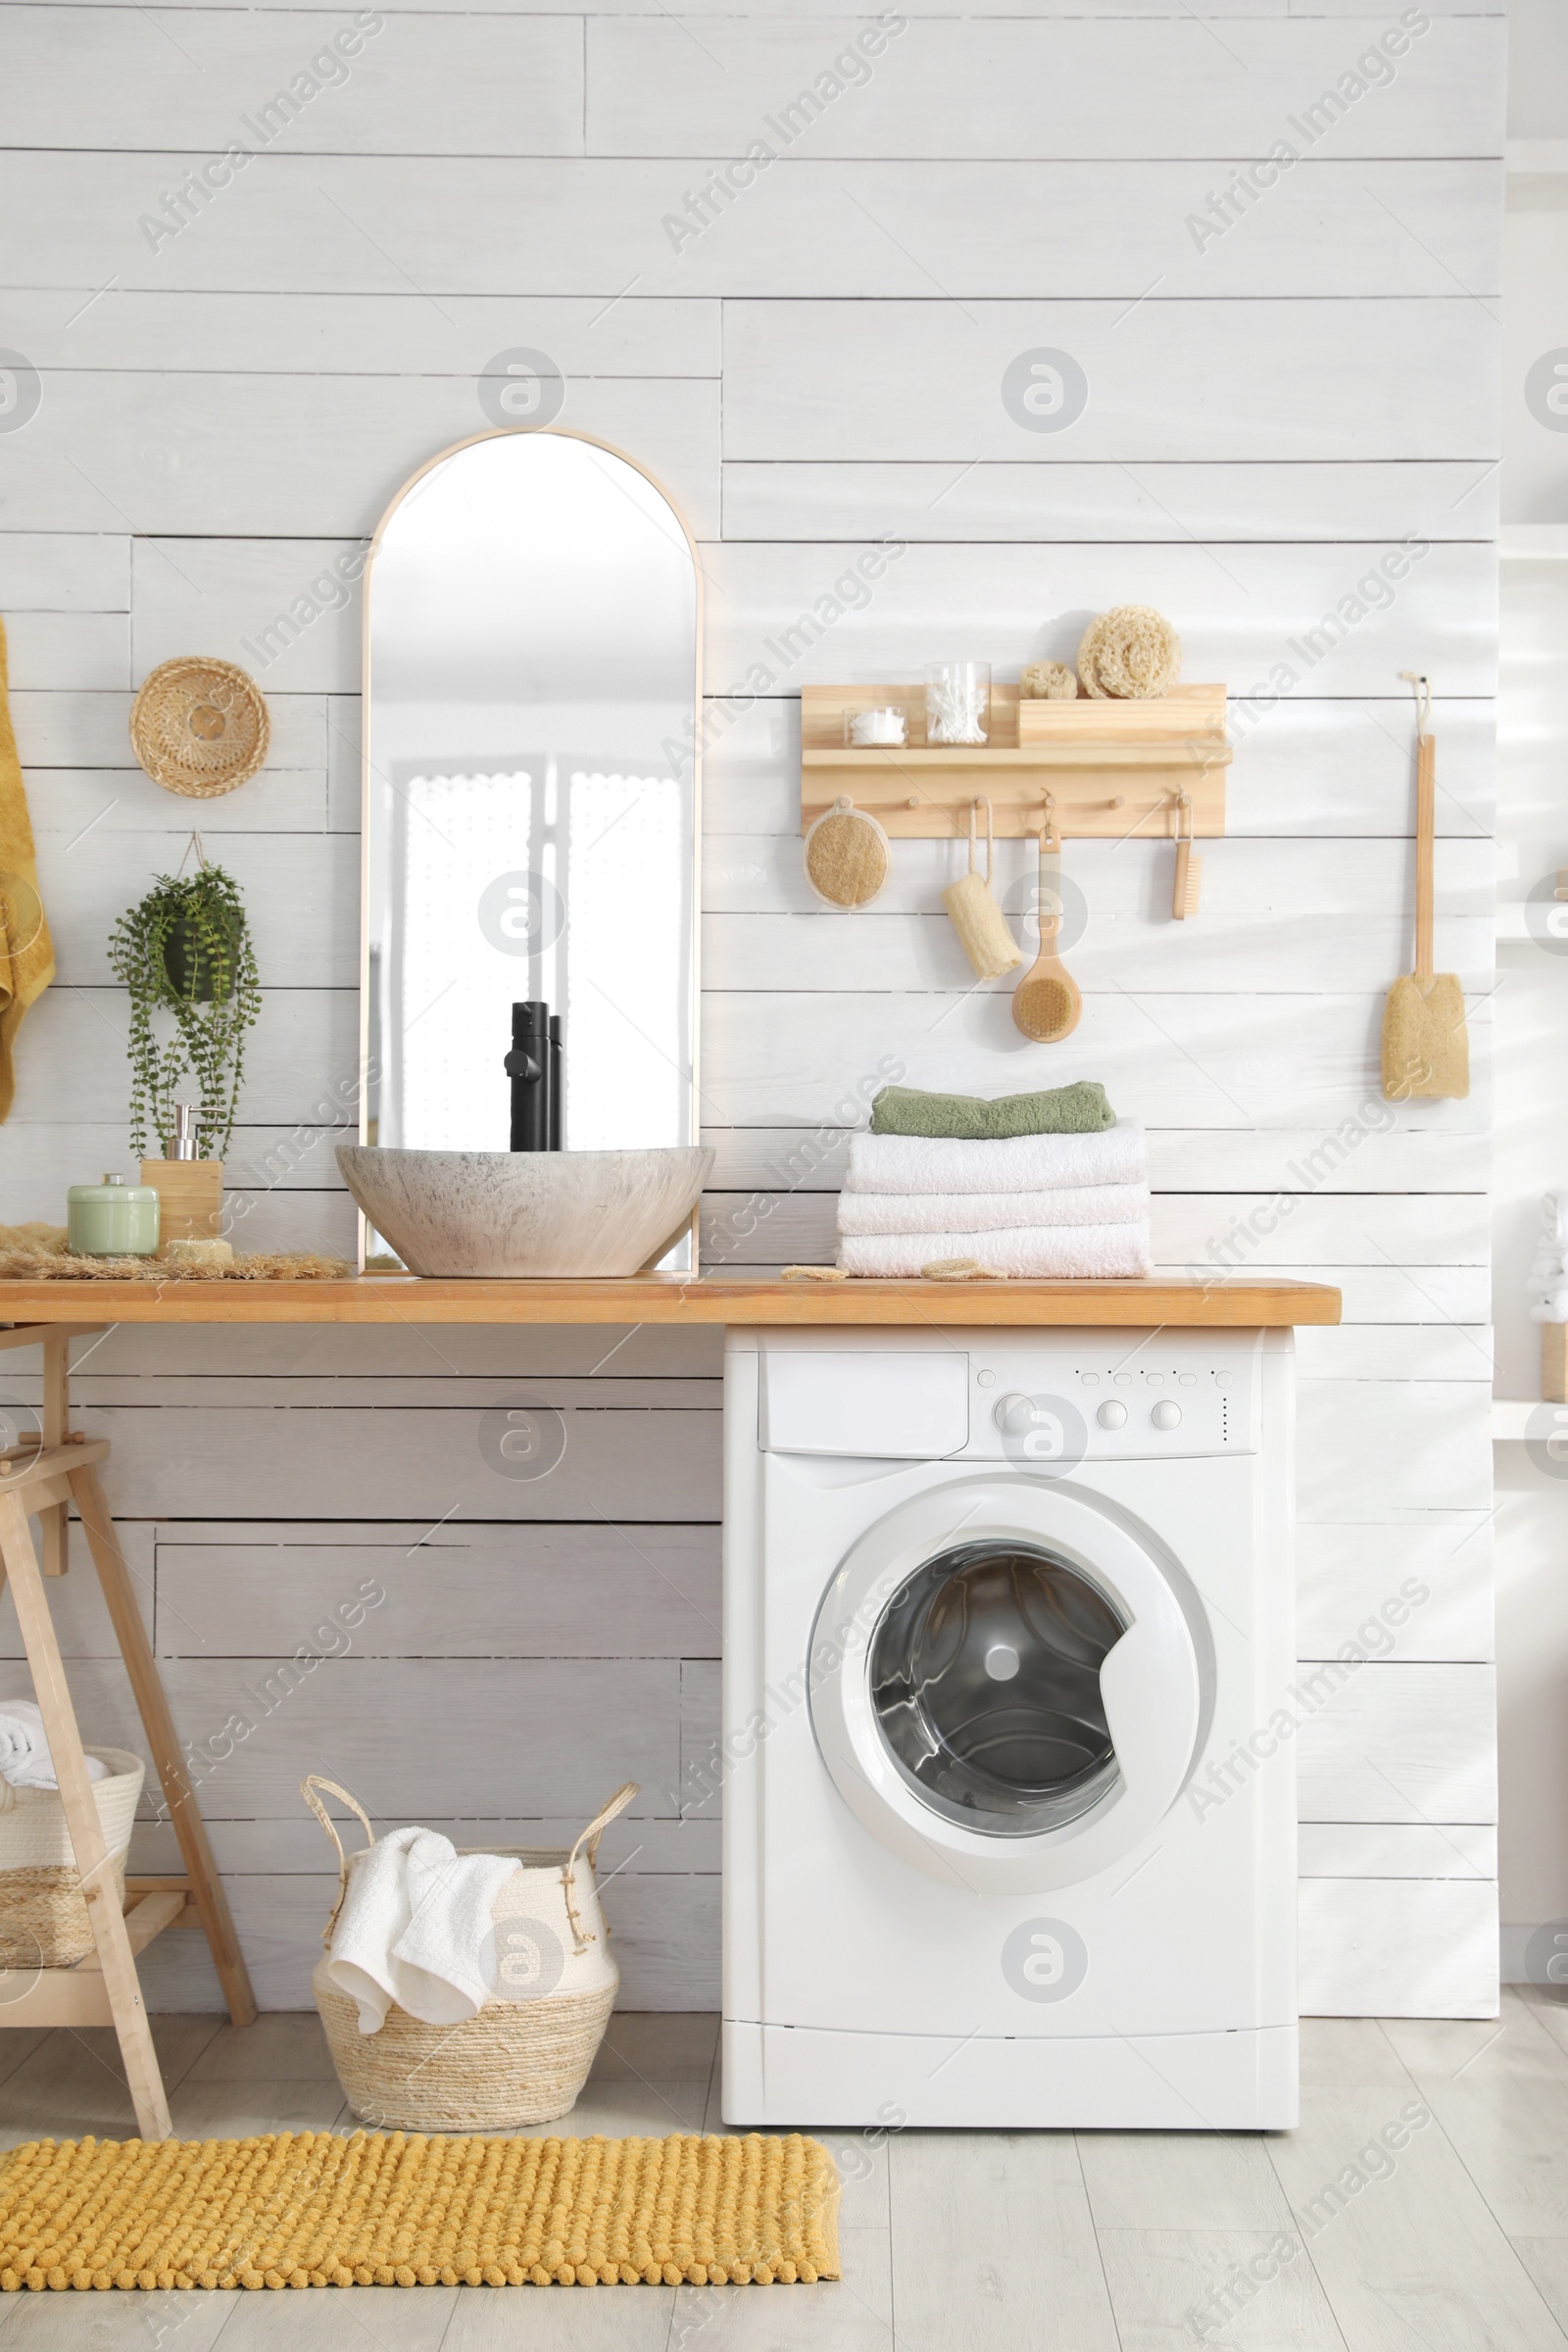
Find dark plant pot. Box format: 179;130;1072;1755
163;907;238;1004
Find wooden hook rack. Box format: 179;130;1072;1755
801;682;1230;841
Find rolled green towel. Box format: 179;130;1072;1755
869;1081;1116;1141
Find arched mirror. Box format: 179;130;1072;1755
357;429;702;1268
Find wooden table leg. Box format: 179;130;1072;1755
38;1334;67;1578
0;1493;172;2141
69;1463;257;2031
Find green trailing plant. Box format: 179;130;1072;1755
107;852;261;1160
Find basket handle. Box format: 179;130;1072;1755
301;1775;375;1950
561;1783;639;1952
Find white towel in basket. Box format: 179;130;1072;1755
324;1825;517;2034
0;1699;107;1790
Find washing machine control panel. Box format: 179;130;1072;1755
750;1332;1261;1459
968;1341;1257;1461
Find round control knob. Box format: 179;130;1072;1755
984;1642;1021;1682
994;1393;1038;1436
1097;1400;1128;1429
1152;1400;1183;1431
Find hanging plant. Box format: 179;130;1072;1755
106;844;261;1160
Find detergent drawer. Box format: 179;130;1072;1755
759;1349;969;1458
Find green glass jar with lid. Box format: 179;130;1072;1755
67;1174;160;1257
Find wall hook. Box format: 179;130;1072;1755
1398;668;1432;738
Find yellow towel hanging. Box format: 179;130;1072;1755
0;619;54;1122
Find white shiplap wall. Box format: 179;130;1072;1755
0;2;1502;2015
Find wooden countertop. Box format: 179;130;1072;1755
0;1274;1341;1328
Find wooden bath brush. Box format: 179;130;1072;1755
1013;826;1082;1041
1380;671;1468;1101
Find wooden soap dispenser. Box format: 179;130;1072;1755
141;1102;224;1253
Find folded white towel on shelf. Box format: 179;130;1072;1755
837;1224;1154;1280
837;1183;1150;1238
845;1121;1147;1197
0;1699;107;1790
324;1825;518;2034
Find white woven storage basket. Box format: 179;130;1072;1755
0;1747;145;1968
303;1775;637;2132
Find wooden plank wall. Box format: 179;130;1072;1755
0;1;1503;2015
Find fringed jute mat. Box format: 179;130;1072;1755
0;2131;840;2291
0;1232;350;1282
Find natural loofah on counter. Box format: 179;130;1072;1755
0;1226;349;1281
1078;607;1182;700
1020;662;1079;701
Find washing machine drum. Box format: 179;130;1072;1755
810;1481;1203;1893
870;1540;1125;1838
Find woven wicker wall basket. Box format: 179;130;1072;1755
129;658;270;798
0;1747;145;1969
303;1775;637;2132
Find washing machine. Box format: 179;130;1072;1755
720;1325;1298;2132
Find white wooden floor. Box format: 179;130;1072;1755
0;1997;1566;2350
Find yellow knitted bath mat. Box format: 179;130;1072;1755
0;2131;840;2291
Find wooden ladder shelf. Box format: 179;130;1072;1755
0;1325;255;2137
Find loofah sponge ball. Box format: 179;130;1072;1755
1077;607;1181;700
1020;662;1078;702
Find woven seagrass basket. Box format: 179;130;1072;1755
0;1747;144;1968
303;1775;637;2132
129;657;270;798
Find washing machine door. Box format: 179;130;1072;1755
808;1477;1203;1893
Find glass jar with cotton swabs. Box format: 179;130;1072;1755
924;662;990;746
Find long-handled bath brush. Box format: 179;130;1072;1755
1013;826;1082;1042
1381;671;1468;1100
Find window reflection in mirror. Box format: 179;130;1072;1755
362;430;701;1258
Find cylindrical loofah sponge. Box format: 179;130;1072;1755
1077;607;1181;700
1020;662;1078;701
941;798;1021;981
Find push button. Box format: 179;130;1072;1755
1097;1400;1128;1429
1152;1400;1182;1431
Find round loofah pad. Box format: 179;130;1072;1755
1078;607;1181;701
1020;662;1079;702
129;658;270;798
804;797;890;908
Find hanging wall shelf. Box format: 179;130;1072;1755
800;682;1230;840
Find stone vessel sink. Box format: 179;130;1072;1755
336;1145;713;1278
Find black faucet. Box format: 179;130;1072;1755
505;1001;551;1152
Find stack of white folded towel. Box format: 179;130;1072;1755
836;1121;1152;1279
